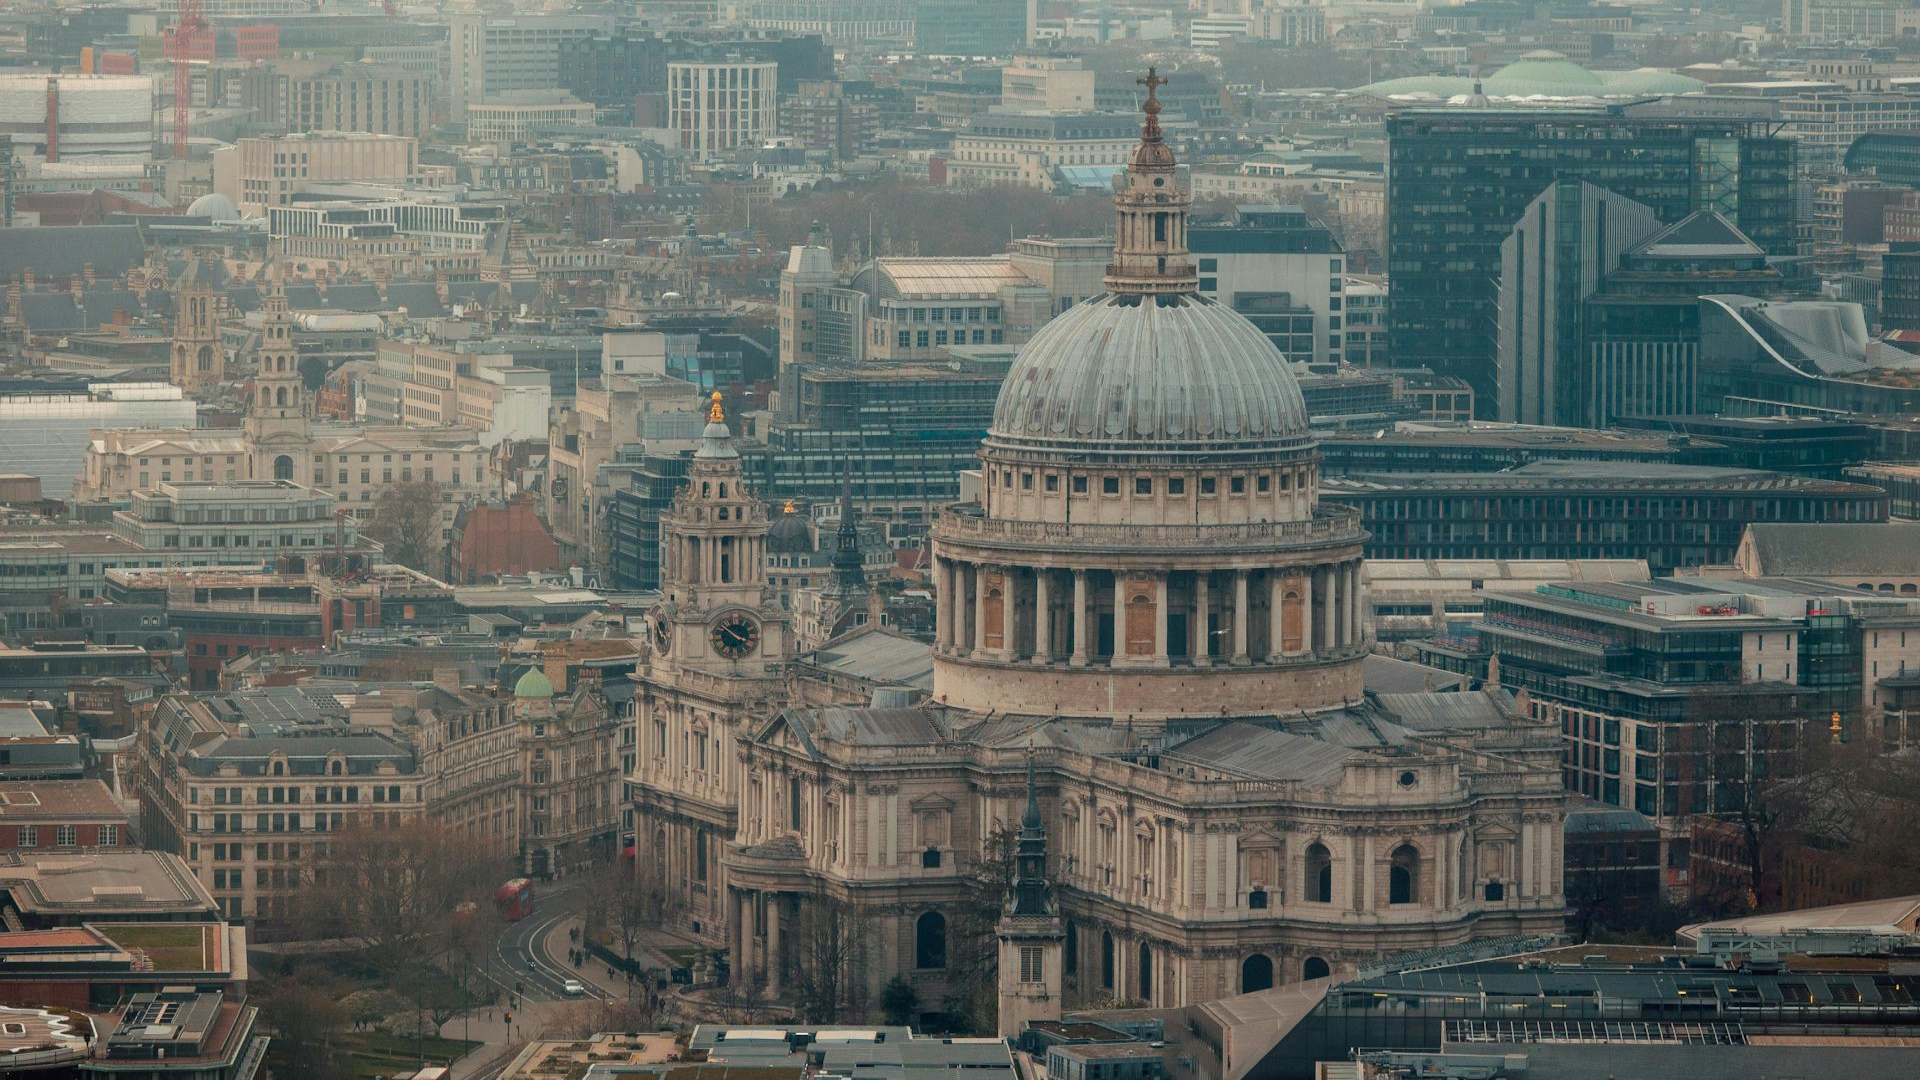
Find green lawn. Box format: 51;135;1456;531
105;925;209;971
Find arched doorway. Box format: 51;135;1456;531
1303;956;1330;980
1241;954;1274;994
1137;941;1153;1002
273;455;294;480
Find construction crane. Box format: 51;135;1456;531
383;0;397;19
165;0;207;160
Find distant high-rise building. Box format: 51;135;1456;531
1882;243;1920;332
1190;204;1347;365
1781;0;1903;41
1386;110;1794;417
915;0;1027;57
667;60;778;159
1495;181;1665;427
285;62;429;139
445;14;613;122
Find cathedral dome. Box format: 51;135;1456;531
989;292;1311;454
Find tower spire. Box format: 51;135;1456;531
831;459;864;592
1011;730;1051;917
1105;67;1197;299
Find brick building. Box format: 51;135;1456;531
0;780;131;852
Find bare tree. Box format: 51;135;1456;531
941;825;1016;1034
299;818;501;978
787;888;870;1024
364;476;450;573
711;969;774;1024
583;862;680;969
543;998;659;1040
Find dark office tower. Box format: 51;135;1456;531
1496;181;1664;427
916;0;1027;57
1386;110;1794;417
1883;243;1920;332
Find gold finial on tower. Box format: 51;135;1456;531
783;498;796;514
708;391;725;423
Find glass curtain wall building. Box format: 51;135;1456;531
1386;110;1794;417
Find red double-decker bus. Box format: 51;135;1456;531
495;877;534;922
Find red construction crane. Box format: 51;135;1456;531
166;0;207;160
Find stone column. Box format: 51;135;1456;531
731;889;746;977
1300;570;1313;656
1266;574;1285;662
765;893;782;997
1231;572;1250;664
1332;564;1348;649
1194;572;1212;666
1033;570;1053;664
1318;566;1336;656
1351;563;1366;646
1152;573;1170;663
973;563;989;655
1072;569;1091;666
1002;566;1020;660
933;557;951;651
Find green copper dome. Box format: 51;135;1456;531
513;667;554;699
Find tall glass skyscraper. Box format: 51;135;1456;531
1385;110;1794;417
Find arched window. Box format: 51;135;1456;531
1303;956;1330;980
1305;842;1332;903
261;388;271;406
695;827;709;881
915;911;947;969
328;760;343;776
272;761;284;776
1484;881;1505;901
1065;922;1078;974
1390;844;1419;905
1248;887;1268;910
1459;834;1472;900
1100;931;1115;990
1137;941;1153;1002
273;455;294;481
197;345;213;372
275;387;287;407
1241;954;1274;994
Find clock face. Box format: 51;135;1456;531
710;614;760;659
651;616;672;653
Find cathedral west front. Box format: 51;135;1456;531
628;75;1567;1029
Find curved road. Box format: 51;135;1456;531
476;880;615;1006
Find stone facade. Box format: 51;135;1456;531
628;77;1568;1024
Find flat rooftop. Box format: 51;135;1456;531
0;779;127;820
0;851;219;920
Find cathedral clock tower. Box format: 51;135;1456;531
631;393;792;949
649;393;790;672
246;266;312;480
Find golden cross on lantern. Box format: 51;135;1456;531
1137;67;1166;103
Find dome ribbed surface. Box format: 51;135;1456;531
990;292;1311;451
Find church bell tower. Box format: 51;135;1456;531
650;393;790;673
246;265;312;477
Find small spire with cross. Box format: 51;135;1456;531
1138;66;1167;104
